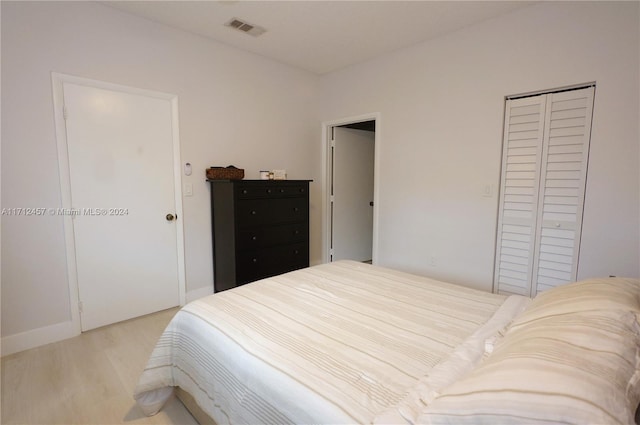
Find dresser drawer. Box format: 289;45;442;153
268;197;307;223
236;242;308;284
236;183;308;199
237;222;307;250
235;199;267;226
236;197;308;227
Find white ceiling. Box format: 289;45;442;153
105;1;534;75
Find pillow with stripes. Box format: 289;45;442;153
418;279;640;425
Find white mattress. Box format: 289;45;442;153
134;261;529;424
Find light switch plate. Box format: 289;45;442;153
482;184;493;197
184;183;193;197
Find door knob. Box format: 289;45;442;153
166;213;176;222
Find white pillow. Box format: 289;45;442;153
418;278;640;425
516;277;640;320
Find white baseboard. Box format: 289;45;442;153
186;286;213;303
1;320;79;357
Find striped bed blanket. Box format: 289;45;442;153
134;261;640;424
134;261;527;423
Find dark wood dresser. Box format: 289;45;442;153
208;179;311;292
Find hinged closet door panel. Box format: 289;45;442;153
494;95;546;295
532;86;594;294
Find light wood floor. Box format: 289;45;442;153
1;308;198;425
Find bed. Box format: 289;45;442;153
134;260;640;424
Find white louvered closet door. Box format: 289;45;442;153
494;86;594;297
494;95;547;296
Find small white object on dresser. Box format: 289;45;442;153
272;169;287;180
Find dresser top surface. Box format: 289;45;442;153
207;179;313;184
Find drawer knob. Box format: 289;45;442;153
251;210;257;215
252;236;257;241
242;189;248;194
252;258;258;263
280;189;285;193
294;230;300;235
293;207;299;212
294;249;299;255
267;189;272;194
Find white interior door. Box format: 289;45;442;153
494;86;594;296
331;127;375;262
493;95;546;295
63;82;181;331
531;87;594;294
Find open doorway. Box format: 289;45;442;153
324;116;378;264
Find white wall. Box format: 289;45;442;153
319;1;640;291
1;1;321;349
2;1;638;354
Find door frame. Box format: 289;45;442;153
321;113;381;264
51;72;186;335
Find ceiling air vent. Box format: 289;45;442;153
225;18;266;37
